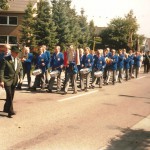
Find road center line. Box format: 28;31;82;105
58;90;98;102
136;76;146;80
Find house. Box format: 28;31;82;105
145;38;150;52
0;0;38;51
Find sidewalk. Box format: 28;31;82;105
100;114;150;150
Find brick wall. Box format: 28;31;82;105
0;13;24;45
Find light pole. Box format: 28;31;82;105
128;30;133;49
93;37;96;50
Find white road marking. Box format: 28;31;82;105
136;76;146;80
58;90;98;102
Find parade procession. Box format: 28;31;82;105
0;44;150;118
1;1;150;150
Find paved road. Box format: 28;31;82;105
0;71;150;150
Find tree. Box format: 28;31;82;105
20;2;37;48
78;8;90;48
35;0;57;51
65;2;81;48
51;0;72;50
100;10;144;51
88;20;95;49
0;0;10;10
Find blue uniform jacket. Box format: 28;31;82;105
44;50;51;69
35;53;47;74
23;53;33;72
92;54;97;69
134;55;141;68
94;55;106;72
0;53;4;62
128;54;134;66
81;54;93;72
117;54;124;69
124;58;130;69
51;52;64;72
67;62;78;74
110;55;118;71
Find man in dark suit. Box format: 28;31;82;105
0;46;23;118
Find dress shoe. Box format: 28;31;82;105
85;88;88;92
80;89;85;92
8;114;12;118
16;86;22;90
77;85;81;88
91;85;95;89
30;87;36;91
11;112;16;115
56;90;61;93
46;89;52;93
8;113;14;118
63;91;67;95
72;91;77;94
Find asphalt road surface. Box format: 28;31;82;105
0;71;150;150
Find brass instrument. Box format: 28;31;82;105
105;57;112;64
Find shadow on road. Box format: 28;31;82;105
0;111;8;118
102;103;117;106
145;102;150;104
105;128;150;150
0;99;5;101
119;94;150;100
132;114;149;119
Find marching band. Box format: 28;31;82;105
1;44;150;95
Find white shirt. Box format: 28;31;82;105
11;56;17;71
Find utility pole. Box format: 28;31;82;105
93;37;95;50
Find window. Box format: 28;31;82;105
0;16;18;25
0;36;7;44
0;35;17;45
9;17;17;25
9;36;17;44
0;16;7;24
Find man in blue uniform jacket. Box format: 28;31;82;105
107;49;118;85
80;47;93;92
47;46;64;93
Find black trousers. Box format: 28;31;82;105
4;85;16;114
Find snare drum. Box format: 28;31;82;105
32;69;42;76
50;70;60;78
94;71;103;77
80;68;90;75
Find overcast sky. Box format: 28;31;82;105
71;0;150;38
